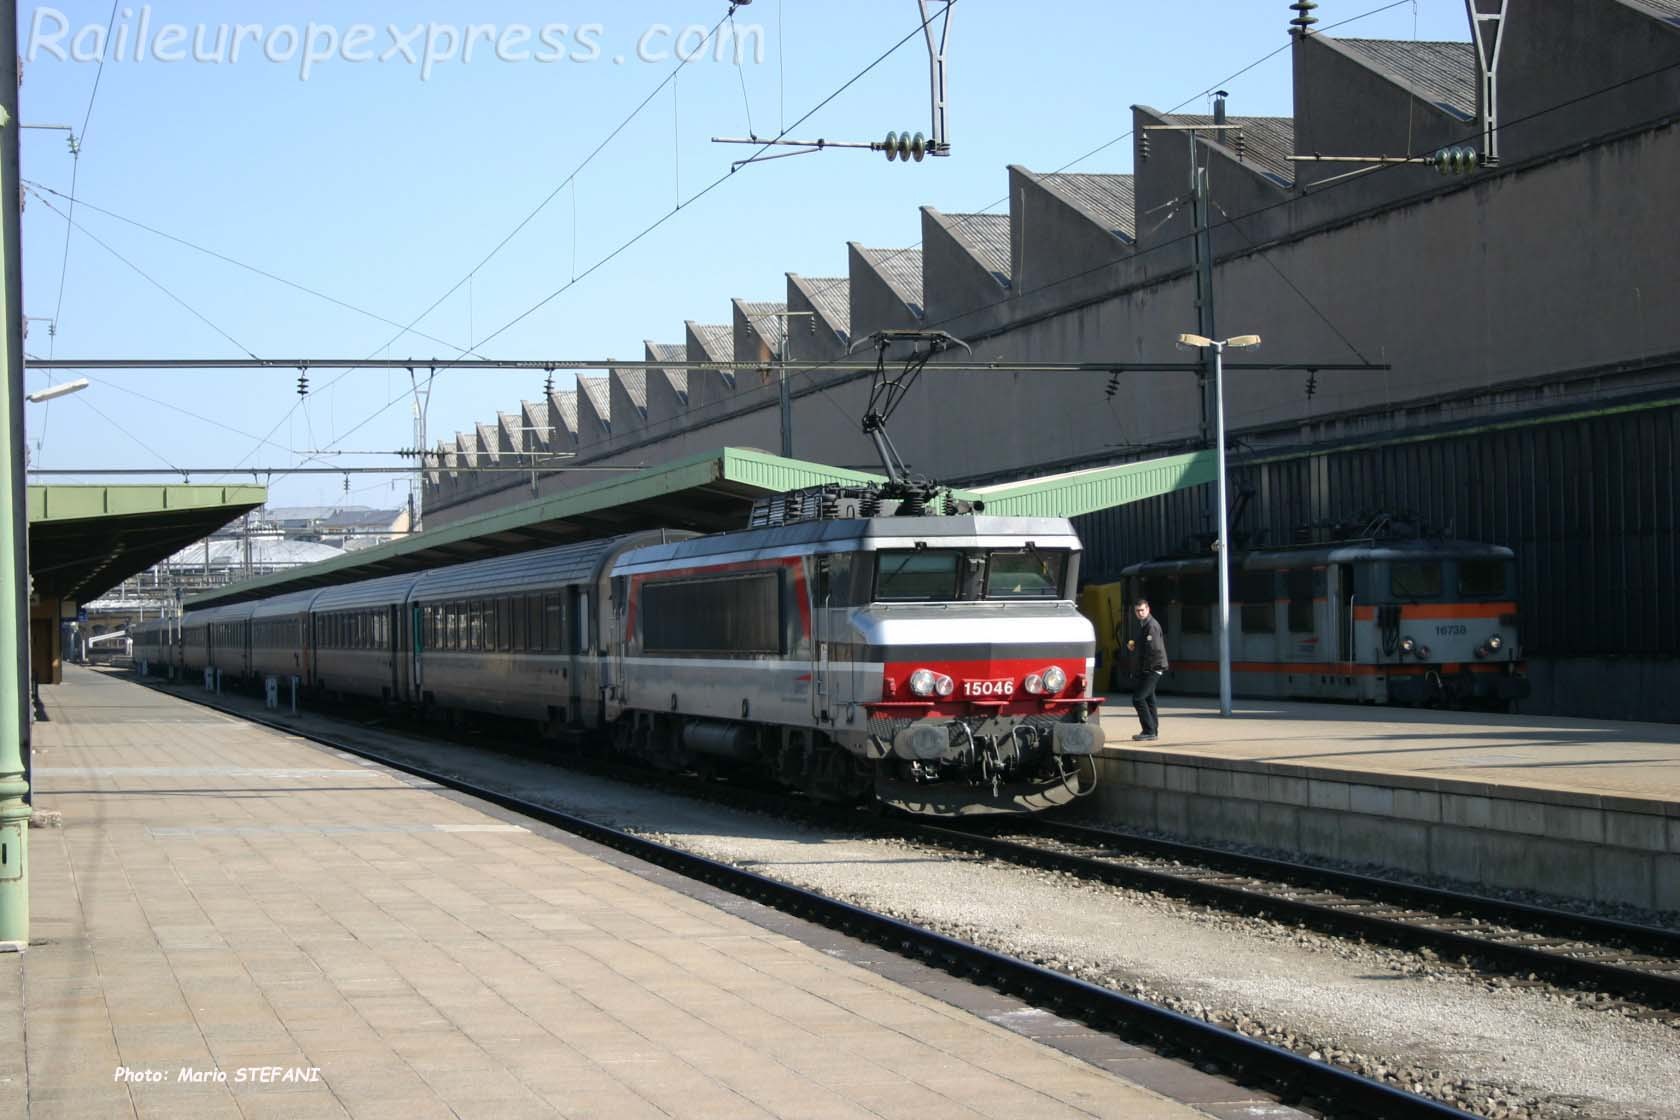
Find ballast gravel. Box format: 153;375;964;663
324;731;1679;1120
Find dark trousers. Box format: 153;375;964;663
1132;671;1161;735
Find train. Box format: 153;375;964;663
1112;517;1529;707
134;488;1103;816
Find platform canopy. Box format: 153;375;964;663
28;484;267;603
187;446;1219;609
188;449;885;608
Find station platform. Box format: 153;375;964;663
6;667;1273;1120
1093;700;1680;914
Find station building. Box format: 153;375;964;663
417;1;1680;719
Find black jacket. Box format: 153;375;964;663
1131;614;1169;673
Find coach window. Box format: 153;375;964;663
642;573;782;655
498;598;513;652
1286;568;1317;634
576;591;591;652
815;553;855;607
1390;561;1441;599
1238;570;1276;633
1181;571;1214;634
1457;559;1506;597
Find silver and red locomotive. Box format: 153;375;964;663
138;487;1102;815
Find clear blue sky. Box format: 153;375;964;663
19;1;1473;509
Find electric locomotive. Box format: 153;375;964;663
1117;515;1528;706
611;486;1102;814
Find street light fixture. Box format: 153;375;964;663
1176;331;1262;716
26;377;88;403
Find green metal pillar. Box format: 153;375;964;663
0;0;33;947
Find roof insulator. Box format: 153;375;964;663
1289;0;1318;38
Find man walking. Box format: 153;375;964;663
1127;598;1168;740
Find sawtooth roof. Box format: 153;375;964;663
1168;113;1297;187
737;300;787;355
550;389;579;433
577;375;612;421
689;322;733;360
613;367;648;409
858;246;924;317
1333;38;1478;120
940;212;1012;287
793;276;851;341
1041;173;1136;242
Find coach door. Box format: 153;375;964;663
811;556;831;722
409;604;424;702
386;604;403;701
1336;563;1356;664
570;587;589;725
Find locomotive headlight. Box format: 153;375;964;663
909;669;937;697
1399;636;1415;655
1023;673;1045;695
1487;634;1503;652
1041;666;1068;694
934;674;955;697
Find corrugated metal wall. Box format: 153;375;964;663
1075;401;1680;658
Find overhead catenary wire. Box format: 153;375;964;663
46;36;1668;495
23;181;476;356
67;390;182;476
51;8;1675;502
38;0;122;459
226;2;747;497
28;190;259;359
286;3;960;488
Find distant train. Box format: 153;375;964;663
135;492;1103;815
1115;521;1529;707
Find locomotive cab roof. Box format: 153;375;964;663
614;515;1083;569
1121;536;1514;576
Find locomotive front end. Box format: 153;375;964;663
842;521;1103;815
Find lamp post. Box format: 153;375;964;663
1177;332;1262;717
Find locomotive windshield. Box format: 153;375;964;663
1389;561;1442;598
1457;558;1507;597
984;549;1066;600
873;548;1069;602
874;550;962;600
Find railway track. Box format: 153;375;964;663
918;819;1680;1018
129;672;1468;1119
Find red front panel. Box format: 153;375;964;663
873;657;1095;718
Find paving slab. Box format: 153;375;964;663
11;667;1252;1120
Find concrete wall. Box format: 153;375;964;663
1091;750;1680;911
